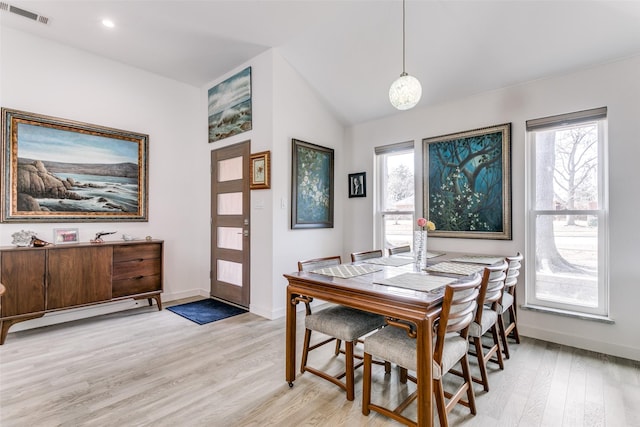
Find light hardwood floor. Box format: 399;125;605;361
1;301;638;427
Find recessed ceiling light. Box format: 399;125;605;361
102;18;115;28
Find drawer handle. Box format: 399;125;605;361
134;275;144;280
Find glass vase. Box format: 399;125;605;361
414;230;427;271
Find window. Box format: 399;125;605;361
375;142;414;252
526;107;608;316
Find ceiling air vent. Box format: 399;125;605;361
0;2;49;25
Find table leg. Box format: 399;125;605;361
286;285;297;387
415;315;434;427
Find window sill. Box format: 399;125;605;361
520;304;614;324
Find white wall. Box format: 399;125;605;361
268;50;346;319
0;28;347;333
198;51;277;318
346;56;640;361
0;28;206;328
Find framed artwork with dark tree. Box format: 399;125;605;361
423;123;512;240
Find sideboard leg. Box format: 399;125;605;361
153;295;163;311
0;321;8;345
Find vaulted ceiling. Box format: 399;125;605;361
3;1;640;125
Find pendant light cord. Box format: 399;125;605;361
402;0;406;75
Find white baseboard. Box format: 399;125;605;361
7;289;206;333
519;324;640;361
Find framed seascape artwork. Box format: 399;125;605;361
348;172;366;198
423;123;512;240
208;67;252;143
291;139;334;229
1;108;149;223
250;150;270;190
53;228;79;244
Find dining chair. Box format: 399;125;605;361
361;274;483;427
297;256;386;401
461;261;508;392
350;249;383;262
388;245;411;256
497;252;523;359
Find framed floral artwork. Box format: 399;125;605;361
423;123;512;240
291;139;334;229
250;151;270;190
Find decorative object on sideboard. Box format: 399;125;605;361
91;231;116;243
122;234;140;241
30;236;51;247
1;108;149;223
53;228;79;244
11;229;36;246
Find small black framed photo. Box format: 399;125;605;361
348;172;366;198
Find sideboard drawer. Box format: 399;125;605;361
112;242;163;297
112;258;161;281
113;243;161;263
112;274;161;298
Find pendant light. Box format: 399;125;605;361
389;0;422;110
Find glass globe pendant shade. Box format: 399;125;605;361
389;72;422;110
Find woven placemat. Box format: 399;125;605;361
311;263;383;278
426;261;485;276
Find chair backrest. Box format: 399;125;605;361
433;274;482;362
298;256;342;272
474;260;508;322
504;252;523;291
388;245;411;256
350;249;383;262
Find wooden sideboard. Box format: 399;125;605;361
0;240;163;344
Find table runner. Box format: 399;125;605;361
448;255;505;265
426;261;485;276
374;273;454;292
393;251;446;259
310;263;383;278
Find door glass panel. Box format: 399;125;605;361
217;259;242;287
218;227;243;251
218;157;243;182
218;192;242;215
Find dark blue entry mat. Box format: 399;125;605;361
167;298;247;325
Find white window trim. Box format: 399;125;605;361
525;109;609;317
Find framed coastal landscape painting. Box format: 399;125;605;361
1;108;148;222
208;67;252;143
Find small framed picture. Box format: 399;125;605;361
348;172;366;198
250;150;270;189
53;228;79;244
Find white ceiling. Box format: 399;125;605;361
2;1;640;125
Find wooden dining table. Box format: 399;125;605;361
283;252;501;427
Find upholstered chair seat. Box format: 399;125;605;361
306;306;385;343
297;255;386;401
361;276;483;426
